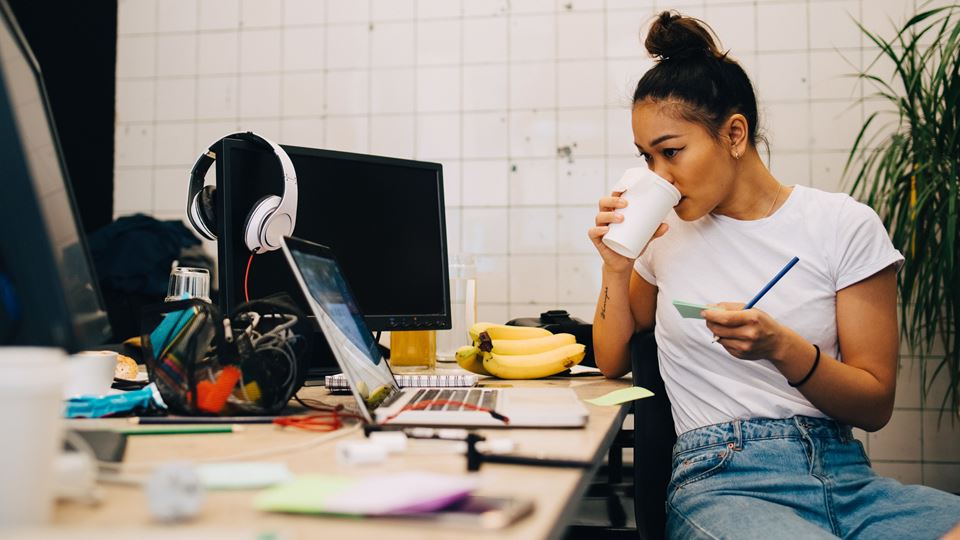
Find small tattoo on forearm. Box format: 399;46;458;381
600;287;610;320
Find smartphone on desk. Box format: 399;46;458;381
389;495;534;529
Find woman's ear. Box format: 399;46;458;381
725;114;748;160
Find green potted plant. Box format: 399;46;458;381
846;4;960;419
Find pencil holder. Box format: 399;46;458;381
140;294;310;415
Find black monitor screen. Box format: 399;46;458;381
0;1;109;350
218;140;450;332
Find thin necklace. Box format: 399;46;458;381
765;184;783;218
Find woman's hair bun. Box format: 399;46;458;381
645;11;723;61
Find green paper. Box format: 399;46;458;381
255;475;352;514
672;300;723;319
584;387;654;406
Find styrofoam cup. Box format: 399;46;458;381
63;350;117;398
602;168;681;259
0;347;66;529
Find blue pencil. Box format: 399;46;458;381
744;256;800;309
711;256;799;344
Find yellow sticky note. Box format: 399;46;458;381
584;387;654;406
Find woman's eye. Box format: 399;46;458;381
637;152;650;162
663;148;682;159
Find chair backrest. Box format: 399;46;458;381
630;330;676;540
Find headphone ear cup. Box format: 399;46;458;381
197;186;219;236
244;195;281;253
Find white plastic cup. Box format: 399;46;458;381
0;347;66;529
602;168;681;259
63;350;118;398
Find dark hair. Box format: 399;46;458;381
633;11;763;147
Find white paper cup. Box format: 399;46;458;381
602;168;681;259
63;350;117;398
0;347;66;529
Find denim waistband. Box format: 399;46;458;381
674;416;854;455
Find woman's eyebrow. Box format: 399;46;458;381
649;133;681;147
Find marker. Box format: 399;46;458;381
134;416;278;425
115;425;241;436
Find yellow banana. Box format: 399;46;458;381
455;345;491;376
483;343;586;380
468;322;496;344
469;322;552;343
490;333;576;355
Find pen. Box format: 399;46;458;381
116;425;241;435
744;256;800;309
712;256;800;343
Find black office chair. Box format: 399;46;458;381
565;331;675;540
630;330;676;540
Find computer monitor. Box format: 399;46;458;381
218;140;451;329
216;140;451;380
0;0;110;351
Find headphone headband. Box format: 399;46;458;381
186;131;298;252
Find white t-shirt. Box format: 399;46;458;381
634;185;904;435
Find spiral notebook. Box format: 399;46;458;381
324;372;478;391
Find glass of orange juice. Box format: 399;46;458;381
389;330;436;369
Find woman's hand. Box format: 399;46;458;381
702;302;795;362
588;191;668;274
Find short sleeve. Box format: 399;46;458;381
833;197;904;291
633;243;657;285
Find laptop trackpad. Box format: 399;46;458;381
498;388;583;415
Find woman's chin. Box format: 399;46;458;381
674;200;708;222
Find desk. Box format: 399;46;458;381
50;375;631;540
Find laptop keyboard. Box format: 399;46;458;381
407;388;499;411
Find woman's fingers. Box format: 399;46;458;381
594;211;625;227
650;222;669;240
599;195;627;212
587;226;609;243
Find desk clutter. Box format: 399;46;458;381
140;294;310;416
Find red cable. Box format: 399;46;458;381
273;410;364;432
243;251;255;302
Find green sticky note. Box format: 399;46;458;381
672;300;723;319
255;476;352;514
584;387;654;406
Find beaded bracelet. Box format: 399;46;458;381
788;344;820;388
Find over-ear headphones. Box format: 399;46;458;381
187;132;298;253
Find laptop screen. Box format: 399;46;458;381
282;238;400;419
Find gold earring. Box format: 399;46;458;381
733;151;741;160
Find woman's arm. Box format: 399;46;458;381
588;191;665;379
593;268;658;378
780;265;898;431
704;265;899;431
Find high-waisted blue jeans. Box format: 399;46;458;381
666;416;960;539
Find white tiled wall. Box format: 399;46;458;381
113;0;960;488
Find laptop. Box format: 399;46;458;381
280;236;589;428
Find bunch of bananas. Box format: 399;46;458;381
455;322;585;379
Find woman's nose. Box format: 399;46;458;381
650;165;674;184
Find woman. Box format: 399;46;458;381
590;11;960;539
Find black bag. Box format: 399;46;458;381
506;310;594;368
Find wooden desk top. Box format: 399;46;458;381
48;374;631;540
